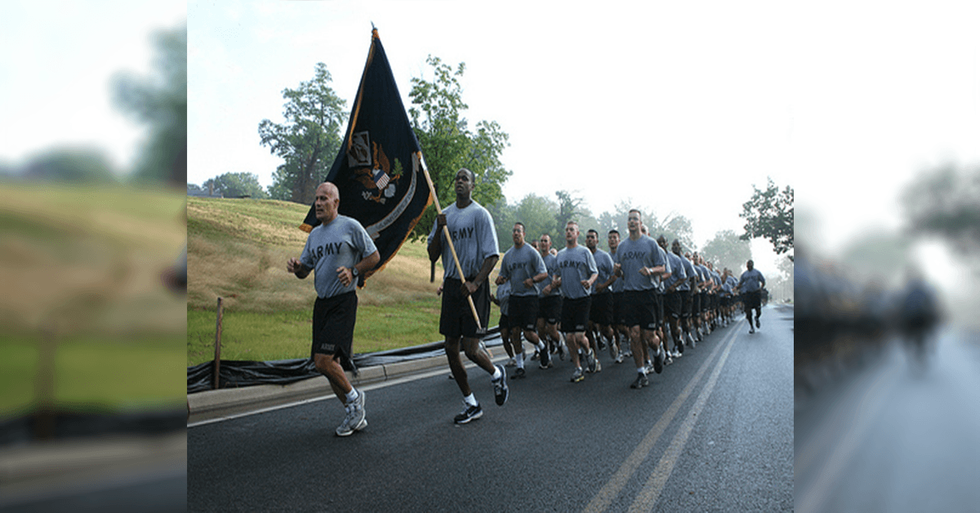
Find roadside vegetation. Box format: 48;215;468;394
187;196;499;367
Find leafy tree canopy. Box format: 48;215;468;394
203;172;269;199
702;229;752;275
902;162;980;259
409;56;511;240
258;63;347;205
739;177;794;260
113;23;187;186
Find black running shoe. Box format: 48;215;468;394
756;317;760;329
511;367;526;379
653;347;664;374
630;374;649;389
454;402;483;424
492;365;509;405
539;347;552;369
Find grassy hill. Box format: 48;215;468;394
0;182;186;413
186;196;498;366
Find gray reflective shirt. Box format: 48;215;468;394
614;235;664;292
554;246;598;300
538;252;561;298
496;280;511;316
300;215;378;299
427;200;499;280
499;243;547;297
655;245;672;294
664;251;688;291
608;248;625;293
677;255;697;292
737;268;766;293
591;249;614;296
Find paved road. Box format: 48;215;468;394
794;327;980;513
188;305;793;512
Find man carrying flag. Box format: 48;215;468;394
300;27;431;286
288;182;379;437
429;168;506;424
293;28;431;432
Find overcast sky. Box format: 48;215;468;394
0;1;186;174
4;1;978;280
185;1;808;265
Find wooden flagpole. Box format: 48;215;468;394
421;168;482;331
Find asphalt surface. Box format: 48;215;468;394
188;305;793;512
794;327;980;513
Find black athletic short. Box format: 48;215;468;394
692;291;701;316
538;294;563;325
612;292;626;326
589;293;614;326
509;294;539;331
743;290;762;312
560;296;591;333
312;291;358;370
623;290;658;331
440;278;491;339
681;289;693;319
498;313;510;331
655;293;665;328
665;290;682;319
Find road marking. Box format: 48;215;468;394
628;324;737;512
187;358;502;428
583;324;739;513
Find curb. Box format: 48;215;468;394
188;352;512;424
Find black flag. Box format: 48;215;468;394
300;28;432;285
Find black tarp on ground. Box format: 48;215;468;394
0;407;186;446
187;329;503;394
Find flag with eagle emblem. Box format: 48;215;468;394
300;27;432;286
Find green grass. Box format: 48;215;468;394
186;195;508;366
1;334;186;414
0;182;186;414
187;296;501;366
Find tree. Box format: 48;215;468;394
113;23;186;186
739;177;794;260
642;213;696;252
902;163;980;259
702;229;752;274
554;190;585;237
22;147;118;183
409;56;511;240
265;168;295;201
187;183;203;195
204;172;268;199
258;63;347;205
510;193;561;251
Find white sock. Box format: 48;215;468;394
345;388;358;403
638;367;647;376
516;352;525;369
463;393;478;407
491;366;503;381
536;342;545;352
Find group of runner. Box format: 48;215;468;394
493;212;767;393
290;169;766;435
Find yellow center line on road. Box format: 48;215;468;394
628;324;738;512
583;323;741;513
